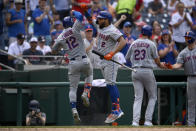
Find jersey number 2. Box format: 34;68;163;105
134;49;146;60
66;36;78;50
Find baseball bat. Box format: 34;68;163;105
92;50;137;72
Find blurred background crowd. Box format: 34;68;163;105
0;0;196;69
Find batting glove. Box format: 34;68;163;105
104;52;114;60
165;63;173;69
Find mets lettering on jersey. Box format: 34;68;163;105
184;55;196;63
132;42;149;48
63;29;73;39
98;32;110;41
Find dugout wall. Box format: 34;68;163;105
0;68;187;126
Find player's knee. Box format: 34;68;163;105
134;96;143;101
149;95;157;101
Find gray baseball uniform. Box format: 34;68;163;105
125;38;159;123
96;24;123;84
176;46;196;126
53;20;93;102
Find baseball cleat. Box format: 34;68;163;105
104;109;124;123
72;108;81;124
81;92;90;107
132;121;139;126
144;121;153;126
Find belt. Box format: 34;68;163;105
134;66;152;69
70;55;87;61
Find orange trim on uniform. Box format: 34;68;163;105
85;83;92;87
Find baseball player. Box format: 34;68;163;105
168;31;196;126
52;10;93;124
93;11;126;124
125;25;166;126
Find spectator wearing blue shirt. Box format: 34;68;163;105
115;21;136;67
6;0;26;45
32;0;53;46
120;21;136;56
158;29;179;64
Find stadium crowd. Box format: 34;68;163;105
0;0;195;68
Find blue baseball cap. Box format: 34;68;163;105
84;24;93;31
161;29;170;35
123;21;132;27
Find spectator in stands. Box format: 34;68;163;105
133;0;144;22
167;0;179;16
88;0;108;20
120;21;137;66
120;21;136;57
143;0;166;8
36;36;51;55
49;0;71;21
148;0;164;16
83;24;100;68
180;0;195;11
51;20;63;44
52;12;60;22
71;0;93;15
132;21;147;38
32;0;53;46
191;6;196;35
158;29;178;64
151;20;160;28
6;0;26;45
25;0;39;16
8;33;30;64
26;100;46;126
151;24;162;46
169;2;193;51
115;0;136;29
23;37;44;65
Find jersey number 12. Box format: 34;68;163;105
66;36;79;50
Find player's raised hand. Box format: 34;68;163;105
104;51;114;60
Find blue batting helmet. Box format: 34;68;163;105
97;11;112;23
184;31;196;44
141;25;152;37
29;100;40;110
63;16;74;28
